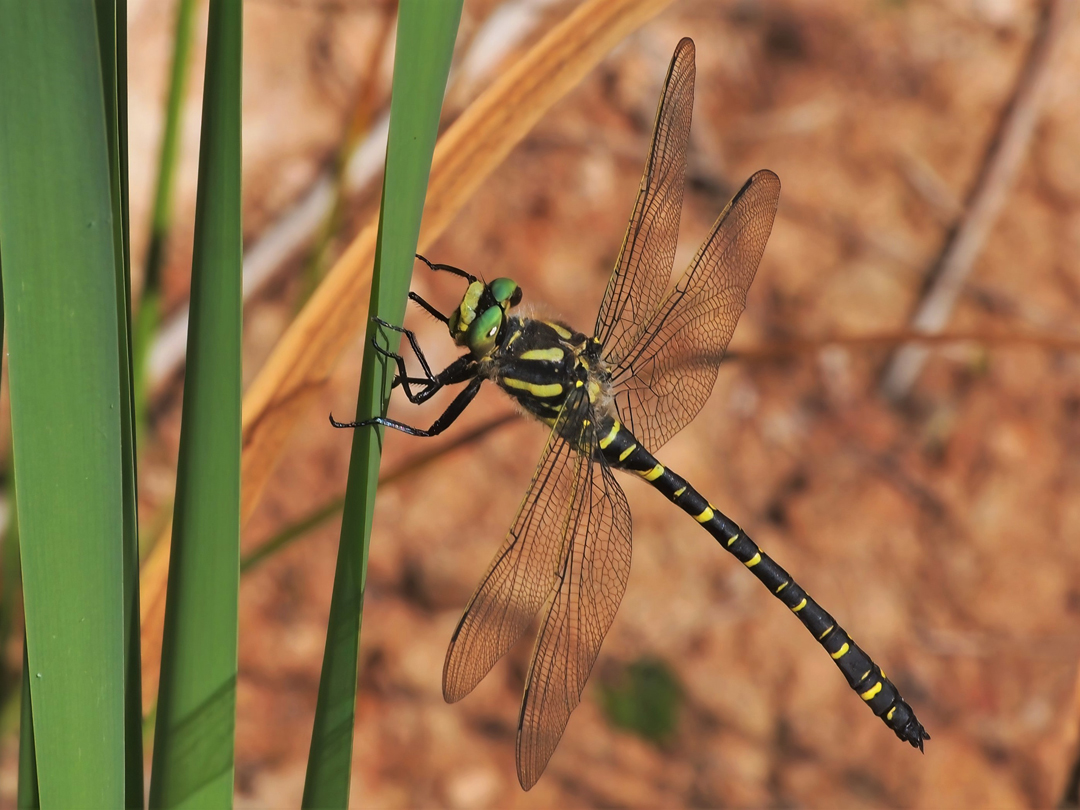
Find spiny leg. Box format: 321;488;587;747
372;315;436;380
398;354;477;405
371;341;432;403
330;376;484;437
409;291;450;324
369;318;476;404
415;253;476;283
598;419;930;750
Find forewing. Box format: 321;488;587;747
516;457;632;790
443;390;594;703
593;38;695;366
610;170;781;451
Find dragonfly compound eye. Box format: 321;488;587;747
489;277;521;309
466;305;503;357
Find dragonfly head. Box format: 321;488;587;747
448;277;523;358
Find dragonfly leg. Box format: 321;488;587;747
393;352;477;405
415;252;476;284
409;291;450;324
330;376;483;436
369;318;475;404
372;316;436;379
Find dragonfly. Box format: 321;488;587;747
332;37;928;790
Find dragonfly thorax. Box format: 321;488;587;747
485;316;613;432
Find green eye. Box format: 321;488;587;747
490;278;520;307
467;306;503;356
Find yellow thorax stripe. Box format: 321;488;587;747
502;378;563;398
519;347;564;362
544;321;573;339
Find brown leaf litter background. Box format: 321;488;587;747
4;0;1080;806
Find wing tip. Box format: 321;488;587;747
672;38;696;82
441;643;469;704
728;169;781;219
515;686;545;791
747;168;782;194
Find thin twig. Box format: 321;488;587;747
879;0;1077;401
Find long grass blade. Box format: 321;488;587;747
0;256;33;803
148;0;243;805
93;1;145;802
17;635;39;810
301;4;463;805
9;436;37;810
17;641;38;810
0;4;128;805
135;0;201;445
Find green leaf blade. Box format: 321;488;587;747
0;4;128;805
302;4;464;806
148;0;243;806
93;1;146;802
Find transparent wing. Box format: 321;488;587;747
593;37;695;366
609;169;781;451
443;390;595;703
516;448;632;790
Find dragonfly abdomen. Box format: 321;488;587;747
596;417;929;751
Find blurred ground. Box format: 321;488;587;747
5;0;1080;807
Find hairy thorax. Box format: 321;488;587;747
482;316;614;430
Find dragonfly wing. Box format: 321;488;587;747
609;169;780;451
516;458;632;790
593;37;695;366
443;390;595;703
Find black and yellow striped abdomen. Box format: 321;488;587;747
595;417;928;749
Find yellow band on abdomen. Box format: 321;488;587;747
599;421;621;449
638;463;665;481
860;682;883;701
